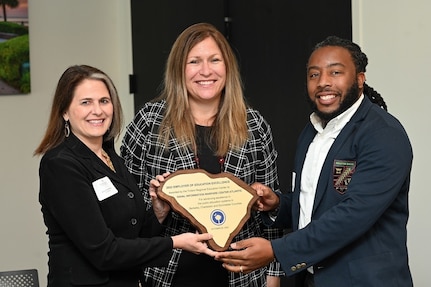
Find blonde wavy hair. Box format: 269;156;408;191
155;22;248;157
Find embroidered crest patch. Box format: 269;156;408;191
333;160;356;194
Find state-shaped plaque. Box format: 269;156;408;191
158;169;258;251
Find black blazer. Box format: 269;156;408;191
39;134;174;287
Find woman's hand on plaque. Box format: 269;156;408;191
150;172;171;223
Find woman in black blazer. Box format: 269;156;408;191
34;65;214;287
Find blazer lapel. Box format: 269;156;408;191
64;134;131;189
312;97;373;211
292;123;317;229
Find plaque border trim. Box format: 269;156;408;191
158;169;258;251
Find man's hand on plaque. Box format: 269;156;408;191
250;182;280;212
150;172;171;223
214;237;275;274
157;170;260;251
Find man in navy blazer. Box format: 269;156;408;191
214;36;413;287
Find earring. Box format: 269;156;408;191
64;120;70;137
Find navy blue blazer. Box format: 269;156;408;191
271;97;413;286
39;134;174;287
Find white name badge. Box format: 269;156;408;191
92;176;118;201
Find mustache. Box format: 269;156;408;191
306;81;360;122
315;87;340;96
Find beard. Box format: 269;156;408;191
306;81;360;122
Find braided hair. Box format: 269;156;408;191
363;83;387;111
313;36;387;111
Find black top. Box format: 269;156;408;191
172;125;229;287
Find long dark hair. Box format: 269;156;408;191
34;65;124;155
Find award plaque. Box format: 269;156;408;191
158;169;258;251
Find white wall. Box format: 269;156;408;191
0;1;133;286
0;1;429;286
352;1;430;286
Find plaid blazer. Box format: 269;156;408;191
121;100;285;287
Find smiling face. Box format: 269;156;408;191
306;46;365;121
63;79;113;148
185;36;226;104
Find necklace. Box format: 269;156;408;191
101;149;116;172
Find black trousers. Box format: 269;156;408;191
303;272;315;287
293;271;315;287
